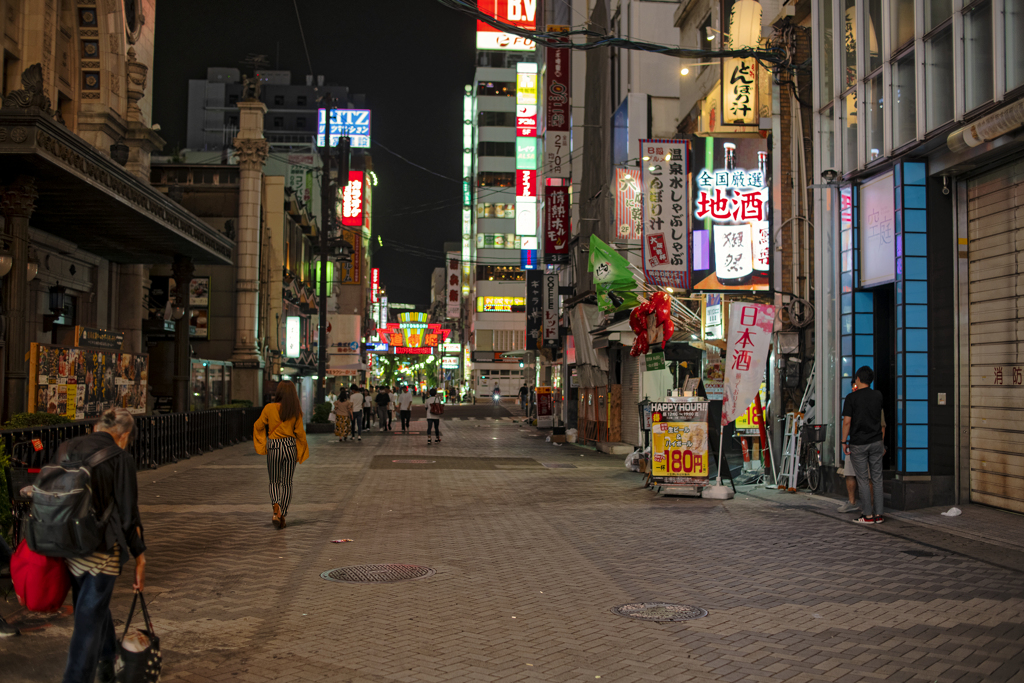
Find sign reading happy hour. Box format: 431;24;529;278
640;139;691;289
691;139;771;292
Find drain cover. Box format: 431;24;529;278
391;459;436;464
542;463;577;468
321;564;435;583
613;603;708;622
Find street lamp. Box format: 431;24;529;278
48;283;67;315
26;255;39;282
0;247;12;278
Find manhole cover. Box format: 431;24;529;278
391;459;436;464
542;463;577;468
901;550;940;558
321;564;435;583
613;603;708;622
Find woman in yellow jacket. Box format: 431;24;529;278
253;380;309;528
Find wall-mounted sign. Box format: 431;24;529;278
476;0;537;51
544;185;570;262
441;356;460;369
341;170;364;227
516;105;537;137
477;296;526;312
543;272;559;346
521;249;538;269
516;138;537;169
544;43;571;178
446;252;461;319
441;342;462;353
691;140;770;291
285;316;301;358
641;139;691;289
859;170;895;287
371;267;380;303
720;59;759;127
316;109;371;148
526;270;542;348
615;167;642;240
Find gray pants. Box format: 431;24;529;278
849;441;885;517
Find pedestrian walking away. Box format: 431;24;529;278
333;390;354;442
375;386;391;431
425;387;444;444
362;387;373;430
398;385;413;431
518;383;528;410
253;380;309;529
54;408;147;683
842;366;886;524
349;384;363;441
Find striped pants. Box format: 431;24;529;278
266;437;298;517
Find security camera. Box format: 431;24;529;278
821;169;839;184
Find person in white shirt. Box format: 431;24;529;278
348;384;363;441
397;386;414;431
362;387;373;429
424;388;444;444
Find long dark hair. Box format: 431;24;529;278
275;380;302;423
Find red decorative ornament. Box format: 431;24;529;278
661;319;675;349
629;306;647;334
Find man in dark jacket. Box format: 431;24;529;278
60;407;146;683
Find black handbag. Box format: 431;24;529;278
115;591;162;683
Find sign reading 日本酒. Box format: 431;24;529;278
721;302;775;426
641;139;691;289
650;400;709;479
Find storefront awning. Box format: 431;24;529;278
0;112;233;265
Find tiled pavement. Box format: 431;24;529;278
3;411;1024;683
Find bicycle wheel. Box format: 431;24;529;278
806;461;821;492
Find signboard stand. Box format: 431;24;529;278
649;397;711;497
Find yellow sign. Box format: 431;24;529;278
516;73;538;105
734;382;767;431
477;296;525;312
650;401;710;478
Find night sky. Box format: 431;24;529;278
152;0;476;307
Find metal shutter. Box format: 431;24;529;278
621;354;641;447
967;159;1024;514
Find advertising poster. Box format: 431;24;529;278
721;302;775;425
650;400;710;479
691;138;771;292
30;343;149;419
640;139;691;289
615;168;642;240
150;276;209;339
476;0;537;51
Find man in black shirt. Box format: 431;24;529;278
841;366;885;524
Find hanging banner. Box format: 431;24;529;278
526;270;543;349
341;170;364;227
640;139;691;289
544;42;571;178
721;302;775;425
651;400;710;479
446;251;461;319
543;185;569;262
338;229;362;284
543;272;559;346
615;168;642;240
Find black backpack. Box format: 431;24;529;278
24;443;121;558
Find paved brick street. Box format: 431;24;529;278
3;408;1024;683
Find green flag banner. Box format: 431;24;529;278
589;234;639;312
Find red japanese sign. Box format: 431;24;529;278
516;169;536;198
516;105;537;137
721;302;775;426
341;170;364;227
544;185;569;260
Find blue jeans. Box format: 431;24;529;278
850;441;885;518
427;419;441;438
63;572;118;683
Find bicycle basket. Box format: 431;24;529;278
801;424;829;443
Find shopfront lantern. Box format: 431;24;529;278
48;283;67;315
728;0;763;50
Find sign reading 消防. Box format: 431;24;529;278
526;270;542;349
721;302;775;426
615;168;642;240
650;400;709;479
640;139;691;289
544;185;569;262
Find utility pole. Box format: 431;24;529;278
316;92;349;405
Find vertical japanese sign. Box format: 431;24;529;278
720;59;758;126
692;142;770;291
341;170;364;227
650;401;710;479
544;185;569;262
339;230;362;284
370;268;380;304
721;302;775;426
544;42;571;178
543;272;559;346
615;168;642;240
641;139;691;289
516;62;539;239
446;251;461;319
526;270;543;349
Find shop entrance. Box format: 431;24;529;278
871;284;896;469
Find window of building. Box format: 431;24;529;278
297;116;307;128
477;202;515;218
891;0;915;50
963;0;994;111
843;0;857;90
273;117;284;128
476;265;524;281
864;75;884;162
843;90;859;172
892;52;917;148
478;141;515;157
274;95;285;106
478;172;515;187
228;94;238;105
925;0;953;32
924;25;954;130
1006;0;1024;92
477;81;516;97
478;111;515;127
819;0;834;106
867;0;883;73
297;95;307;106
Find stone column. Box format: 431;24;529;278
171;255;194;413
0;177;38;420
231;100;269;405
116;264;146;354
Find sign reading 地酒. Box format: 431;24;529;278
641;139;691;289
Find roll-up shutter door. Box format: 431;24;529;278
621;354;641;446
967;158;1024;513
